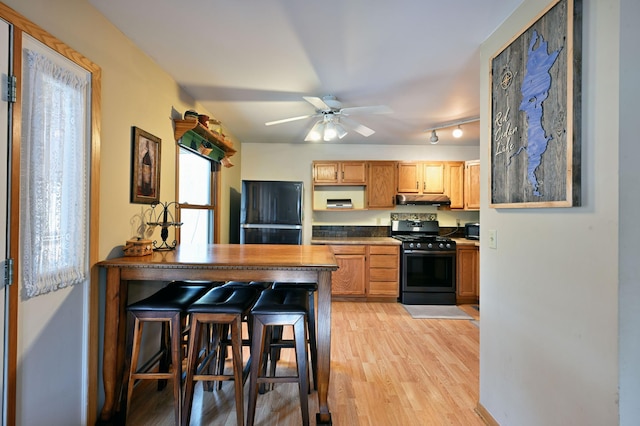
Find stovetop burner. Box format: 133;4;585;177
391;219;456;251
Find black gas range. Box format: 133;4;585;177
391;220;457;305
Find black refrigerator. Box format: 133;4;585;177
240;180;303;244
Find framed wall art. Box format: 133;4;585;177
131;126;161;204
489;0;582;208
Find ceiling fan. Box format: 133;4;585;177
265;95;392;141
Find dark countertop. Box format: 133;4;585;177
311;236;401;245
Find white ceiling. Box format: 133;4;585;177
89;0;523;146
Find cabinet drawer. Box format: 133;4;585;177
368;245;399;255
369;268;397;281
368;281;399;296
330;245;366;255
369;255;399;269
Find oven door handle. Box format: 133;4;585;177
403;250;456;255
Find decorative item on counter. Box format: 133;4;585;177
123;237;153;257
146;201;183;250
184;110;199;121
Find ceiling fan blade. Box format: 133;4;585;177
340;105;393;115
303;96;332;111
265;114;314;126
340;116;375;137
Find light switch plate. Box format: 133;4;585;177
488;229;497;249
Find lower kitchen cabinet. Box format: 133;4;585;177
368;245;399;297
456;244;479;304
329;243;399;300
330;245;366;296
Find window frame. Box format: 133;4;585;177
175;146;221;244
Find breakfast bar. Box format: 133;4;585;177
96;244;338;424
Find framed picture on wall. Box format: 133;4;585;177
131;126;161;204
489;0;582;208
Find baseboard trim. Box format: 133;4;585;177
476;402;499;426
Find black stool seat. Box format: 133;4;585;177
182;286;261;426
222;281;273;290
127;284;210;311
121;283;210;426
250;288;308;314
247;288;311;426
187;286;260;314
271;282;318;292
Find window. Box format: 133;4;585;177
177;147;219;244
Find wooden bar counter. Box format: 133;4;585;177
96;244;338;424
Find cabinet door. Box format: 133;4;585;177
397;162;420;193
341;161;367;184
464;160;480;210
422;162;445;194
330;245;366;296
367;161;396;208
313;162;339;184
456;245;479;303
445;161;465;209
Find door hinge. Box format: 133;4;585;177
2;258;13;287
8;75;16;103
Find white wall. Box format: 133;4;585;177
479;0;627;424
241;142;480;243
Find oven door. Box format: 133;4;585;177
401;249;456;293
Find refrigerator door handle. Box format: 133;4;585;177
241;223;302;230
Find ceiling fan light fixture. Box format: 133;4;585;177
335;122;348;139
323;120;338;141
452;125;463;138
304;120;324;142
430;130;439;144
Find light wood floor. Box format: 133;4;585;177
126;302;482;426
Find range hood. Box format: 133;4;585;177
395;194;451;206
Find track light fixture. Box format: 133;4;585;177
430;130;439;144
424;117;479;144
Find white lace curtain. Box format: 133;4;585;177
20;48;89;298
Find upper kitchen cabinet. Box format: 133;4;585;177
313;161;367;185
464;160;480;210
444;161;465;210
397;162;445;194
367;161;397;209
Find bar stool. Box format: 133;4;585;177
270;281;318;389
120;281;211;425
181;286;261;426
247;288;311;426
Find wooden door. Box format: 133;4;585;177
340;161;367;184
367;161;396;208
397;162;420;193
0;18;9;424
445;162;465;209
313;162;339;184
456;245;479;304
465;160;480;210
422;162;445;193
330;245;366;296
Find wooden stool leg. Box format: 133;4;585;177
247;315;266;426
231;317;245;426
182;316;202;426
294;316;310;426
170;313;183;426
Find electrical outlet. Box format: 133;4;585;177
488;229;497;249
